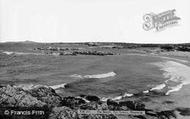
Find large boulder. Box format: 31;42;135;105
0;85;46;107
119;101;145;110
61;96;86;109
79;102;99;110
106;99;120;110
176;107;190;116
157;110;177;119
28;86;62;107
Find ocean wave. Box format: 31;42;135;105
14;84;49;90
49;83;67;90
150;83;166;91
100;92;134;102
143;90;149;94
152;61;190;95
70;74;83;79
123;92;134;97
2;51;42;55
70;72;116;79
3;51;14;55
14;83;67;90
166;83;183;95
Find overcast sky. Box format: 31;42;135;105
1;0;190;43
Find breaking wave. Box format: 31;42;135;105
2;51;42;55
3;51;14;55
70;72;116;79
49;83;67;90
152;61;190;95
14;84;48;90
101;60;190;101
14;83;67;90
150;83;166;91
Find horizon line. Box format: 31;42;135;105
0;40;189;45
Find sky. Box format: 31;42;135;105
0;0;190;43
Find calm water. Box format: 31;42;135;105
0;53;166;97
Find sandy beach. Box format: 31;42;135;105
142;57;190;119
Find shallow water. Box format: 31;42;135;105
2;53;188;98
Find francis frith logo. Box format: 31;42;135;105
143;9;181;31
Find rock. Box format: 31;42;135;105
28;86;62;107
61;96;86;109
80;95;100;102
119;101;145;110
106;99;120;110
0;85;46;107
157;110;176;119
147;90;166;97
78;114;117;119
162;100;174;104
133;115;147;119
176;107;190;116
107;99;119;107
99;102;109;110
145;110;157;117
80;102;99;110
49;106;78;119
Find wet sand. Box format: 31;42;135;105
144;57;190;119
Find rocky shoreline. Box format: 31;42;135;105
0;85;189;119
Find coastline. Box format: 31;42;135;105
1;58;190;119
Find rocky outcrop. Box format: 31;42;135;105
0;85;180;119
78;113;117;119
119;101;145;110
106;99;145;111
28;86;62;107
49;106;79;119
61;96;86;109
0;85;46;107
35;47;115;56
176;107;190;116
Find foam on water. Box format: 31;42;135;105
123;92;134;97
70;72;116;79
14;83;67;90
165;83;183;95
152;61;190;95
2;51;42;55
143;90;149;94
3;51;14;55
49;83;67;90
150;83;166;91
14;84;49;90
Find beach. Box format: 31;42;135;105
1;42;190;119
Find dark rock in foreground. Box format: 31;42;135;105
0;85;46;107
28;86;62;107
0;85;183;119
61;96;86;109
80;94;100;102
49;106;79;119
176;107;190;116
